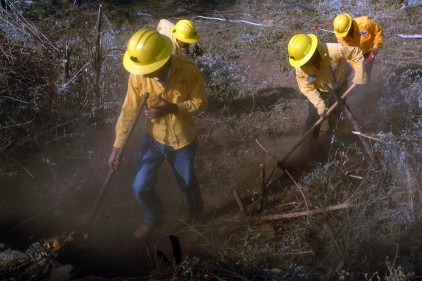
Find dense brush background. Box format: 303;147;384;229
0;0;421;280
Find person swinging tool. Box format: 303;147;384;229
287;33;367;137
333;13;384;81
108;28;208;239
157;19;203;57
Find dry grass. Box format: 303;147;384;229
0;0;421;280
0;1;127;159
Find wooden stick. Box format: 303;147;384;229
397;34;422;38
277;201;299;208
64;43;69;79
257;163;266;212
255;139;278;162
145;243;154;269
276;250;315;256
351;131;382;142
285;169;309;211
1;152;34;178
260;163;265;184
323;83;375;162
278;84;358;165
233;188;246;215
86;93;149;230
93;4;103;95
348;174;363;180
193;15;270;27
259;203;352;221
322;224;342;256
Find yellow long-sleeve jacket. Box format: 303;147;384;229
336;16;383;55
114;55;207;149
295;43;366;115
157;19;180;54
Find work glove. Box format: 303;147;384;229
145;96;178;119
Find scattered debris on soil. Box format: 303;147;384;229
1;0;421;280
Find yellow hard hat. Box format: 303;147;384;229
123;28;173;75
333;13;352;37
171;20;200;44
288;34;318;67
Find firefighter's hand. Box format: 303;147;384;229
319;109;328;119
108;147;120;171
145;97;178;119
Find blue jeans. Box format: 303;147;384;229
132;133;203;224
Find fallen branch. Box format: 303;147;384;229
348;174;363;180
255;163;275;213
233;188;246;215
285;169;309;211
310;26;335;33
257;163;266;212
0;3;59;52
400;0;422;10
351;131;382;142
1;151;34;178
255;139;278;162
259;203;352;221
194;15;269;27
397;34;422;38
93;4;103;97
352;132;422;143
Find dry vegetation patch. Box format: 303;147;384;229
0;0;421;280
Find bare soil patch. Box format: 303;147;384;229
1;0;421;280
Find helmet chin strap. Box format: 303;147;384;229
152;59;172;86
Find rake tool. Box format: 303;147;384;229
86;92;149;231
275;83;358;169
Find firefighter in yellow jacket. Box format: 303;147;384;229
287;33;367;136
333;14;383;80
156;19;203;57
108;29;207;238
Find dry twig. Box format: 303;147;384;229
259;203;353;221
233;188;246;215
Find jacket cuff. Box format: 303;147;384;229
317;104;326;115
113;139;123;148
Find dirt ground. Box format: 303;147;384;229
1;0;421;280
